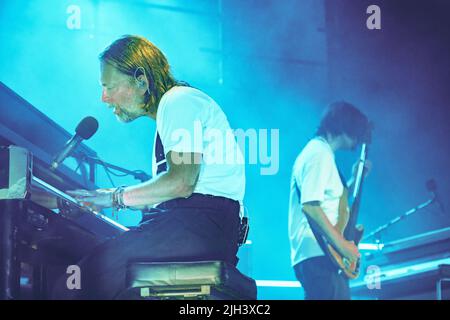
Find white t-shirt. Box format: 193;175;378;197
288;137;344;266
152;86;245;202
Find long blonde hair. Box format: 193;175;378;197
99;35;178;113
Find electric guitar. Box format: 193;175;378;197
305;143;369;279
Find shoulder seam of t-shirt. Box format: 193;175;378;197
162;87;206;113
157;86;195;126
306;146;333;164
313;138;334;156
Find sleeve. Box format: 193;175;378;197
157;89;206;155
296;151;333;204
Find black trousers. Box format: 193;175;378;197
293;256;351;300
52;194;240;299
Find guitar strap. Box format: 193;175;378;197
155;131;167;174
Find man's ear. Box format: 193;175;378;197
135;75;149;92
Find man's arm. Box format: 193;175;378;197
122;151;201;207
334;188;350;234
302;202;360;262
67;151;202;209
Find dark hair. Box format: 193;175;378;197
316;101;372;143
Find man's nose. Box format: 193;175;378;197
102;89;111;103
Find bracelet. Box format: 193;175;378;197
112;186;127;210
57;197;72;216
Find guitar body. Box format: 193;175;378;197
327;225;364;279
306;214;364;279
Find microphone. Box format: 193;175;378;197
426;179;446;215
50;116;99;171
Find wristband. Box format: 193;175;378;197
112;186;127;210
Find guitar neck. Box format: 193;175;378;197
344;143;368;241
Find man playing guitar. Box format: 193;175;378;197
288;101;371;300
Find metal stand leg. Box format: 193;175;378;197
0;200;21;300
436;278;450;300
33;265;47;299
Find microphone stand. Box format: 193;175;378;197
76;153;152;183
363;195;436;244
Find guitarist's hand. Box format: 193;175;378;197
347;159;372;192
352;159;372;179
340;240;361;263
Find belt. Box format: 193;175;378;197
156;193;240;212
